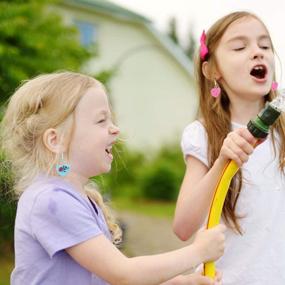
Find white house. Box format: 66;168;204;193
57;0;198;150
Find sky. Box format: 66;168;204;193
111;0;285;85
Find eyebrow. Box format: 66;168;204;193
226;35;271;43
98;110;108;115
95;109;113;118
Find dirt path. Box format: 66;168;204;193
117;211;191;256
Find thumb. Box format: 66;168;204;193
254;137;267;147
194;275;215;285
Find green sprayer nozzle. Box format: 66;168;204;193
247;91;285;139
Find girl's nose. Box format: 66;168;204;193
251;46;264;60
252;53;264;60
109;124;120;135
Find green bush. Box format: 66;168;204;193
95;143;185;202
138;144;185;201
0;151;16;253
93;143;146;199
140;163;178;201
95;143;186;202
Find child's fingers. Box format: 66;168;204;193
190;267;223;285
254;137;267;146
221;144;244;166
213;224;226;233
221;129;258;166
228;143;249;165
236;128;257;145
215;269;223;281
227;131;255;155
192;275;216;285
179;272;215;285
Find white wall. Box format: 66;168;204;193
58;4;198;150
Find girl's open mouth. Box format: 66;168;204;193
250;64;267;80
105;146;113;160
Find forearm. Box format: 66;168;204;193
119;244;202;285
67;235;207;285
174;157;227;239
159;275;184;285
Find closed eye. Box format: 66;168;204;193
260;46;271;50
233;47;245;51
97;118;106;123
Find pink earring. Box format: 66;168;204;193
272;81;278;91
210;80;221;98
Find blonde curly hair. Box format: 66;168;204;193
1;71;122;244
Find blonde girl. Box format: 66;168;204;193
1;71;225;285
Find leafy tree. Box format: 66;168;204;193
0;0;93;105
166;17;197;62
185;26;197;61
167;17;179;45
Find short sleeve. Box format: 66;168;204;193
30;188;103;258
181;120;209;167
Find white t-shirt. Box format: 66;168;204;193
181;120;285;285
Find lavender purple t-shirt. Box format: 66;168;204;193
11;175;111;285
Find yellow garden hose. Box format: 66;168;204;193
204;159;239;278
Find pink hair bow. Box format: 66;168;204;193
200;30;208;60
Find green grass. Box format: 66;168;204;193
0;253;13;285
111;196;176;218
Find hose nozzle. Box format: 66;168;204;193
247;89;285;138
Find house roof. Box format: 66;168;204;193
64;0;150;23
63;0;194;76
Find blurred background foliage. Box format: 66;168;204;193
0;150;15;254
0;0;93;105
94;143;185;203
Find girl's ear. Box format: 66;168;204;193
202;61;222;80
202;61;211;79
43;128;65;154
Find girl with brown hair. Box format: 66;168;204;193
174;11;285;284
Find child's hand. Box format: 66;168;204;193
218;128;257;167
187;270;222;285
194;224;226;262
213;269;223;285
164;270;222;285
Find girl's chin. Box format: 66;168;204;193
87;169;110;178
87;162;113;177
100;164;112;174
246;85;271;97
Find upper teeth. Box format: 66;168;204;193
253;66;264;70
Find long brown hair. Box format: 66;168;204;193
1;71;122;244
196;12;285;233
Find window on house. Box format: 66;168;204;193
74;20;97;47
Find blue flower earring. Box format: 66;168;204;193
56;153;71;177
